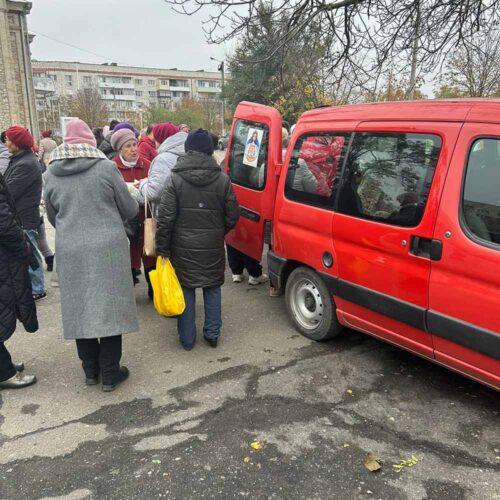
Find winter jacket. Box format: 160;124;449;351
3;150;42;230
138;136;158;163
156;151;240;289
0;174;38;342
0;143;11;175
38;137;57;167
98;132;116;159
139;131;187;207
44;156;139;339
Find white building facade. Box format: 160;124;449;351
32;60;224;122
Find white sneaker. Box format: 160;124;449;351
248;274;269;286
232;274;244;283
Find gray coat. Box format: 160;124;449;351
139;131;187;207
44;157;139;340
0;143;11;175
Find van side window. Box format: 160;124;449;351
462;138;500;246
228;119;269;191
337;132;442;227
285;133;350;209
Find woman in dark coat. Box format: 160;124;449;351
0;173;38;389
156;128;240;350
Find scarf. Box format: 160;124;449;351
49;143;107;164
120;155;138;168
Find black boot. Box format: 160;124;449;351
131;268;140;286
45;255;54;272
144;266;155;300
102;366;129;392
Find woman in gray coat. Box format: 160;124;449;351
44;119;139;392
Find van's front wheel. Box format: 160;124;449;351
285;267;343;341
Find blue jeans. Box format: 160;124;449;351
177;286;222;349
25;229;45;295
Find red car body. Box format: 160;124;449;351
224;100;500;390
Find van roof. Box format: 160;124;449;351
299;99;500;124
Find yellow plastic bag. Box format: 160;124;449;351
149;257;185;316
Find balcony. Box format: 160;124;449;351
100;93;135;102
99;81;135;91
196;86;221;93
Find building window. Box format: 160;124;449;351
462;138;500;246
170;79;188;87
209;81;219;88
148;79;156;86
337;132;442;227
149;91;157;97
285;133;350;209
134;79;143;85
160;79;169;85
49;74;57;82
65;74;73;86
135;90;143;97
83;76;92;85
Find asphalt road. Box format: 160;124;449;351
0;225;499;500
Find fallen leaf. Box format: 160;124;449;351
343;444;350;448
250;441;263;450
152;459;161;464
347;389;353;395
243;457;251;463
364;453;382;472
110;468;120;476
393;455;419;472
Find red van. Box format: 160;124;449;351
224;100;500;390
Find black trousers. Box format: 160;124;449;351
0;342;16;382
75;335;122;383
226;245;262;278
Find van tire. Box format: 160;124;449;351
285;267;342;341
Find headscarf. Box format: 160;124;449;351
64;119;97;147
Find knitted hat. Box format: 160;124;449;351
113;122;139;137
111;129;137;152
41;129;52;138
153;122;179;145
185;128;214;156
64;119;97;147
6;126;34;150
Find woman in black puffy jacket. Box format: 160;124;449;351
156;129;240;351
0;174;38;389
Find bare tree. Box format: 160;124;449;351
63;87;109;128
437;27;500;97
165;0;499;89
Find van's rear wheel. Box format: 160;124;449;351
285;267;342;341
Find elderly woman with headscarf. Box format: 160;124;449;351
111;128;155;297
44;119;139;392
38;130;57;170
139;122;187;210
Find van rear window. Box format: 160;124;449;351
337;132;442;227
462;138;500;247
228;119;269;191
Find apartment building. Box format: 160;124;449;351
32;60;225;121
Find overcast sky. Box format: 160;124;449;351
29;0;229;72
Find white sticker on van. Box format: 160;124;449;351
243;127;264;168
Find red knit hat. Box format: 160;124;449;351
153;122;179;145
41;129;52;138
6;125;34;150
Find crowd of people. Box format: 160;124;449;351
0;117;268;392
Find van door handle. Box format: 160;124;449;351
409;236;443;261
